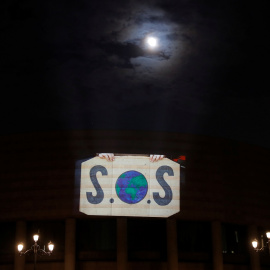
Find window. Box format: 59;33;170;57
222;223;249;264
177;220;211;262
128;218;167;261
222;223;248;254
76;218;116;261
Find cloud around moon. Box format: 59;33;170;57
1;0;270;148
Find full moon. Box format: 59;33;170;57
146;37;158;48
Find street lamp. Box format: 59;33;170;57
252;231;270;254
17;233;54;270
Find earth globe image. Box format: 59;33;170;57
115;170;148;204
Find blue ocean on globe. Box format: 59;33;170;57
115;170;148;204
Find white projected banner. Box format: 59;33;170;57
80;156;180;218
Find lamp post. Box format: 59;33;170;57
17;233;54;270
252;231;270;254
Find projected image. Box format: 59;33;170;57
76;153;185;218
116;170;148;204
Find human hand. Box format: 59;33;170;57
150;155;164;162
98;153;164;162
98;153;115;161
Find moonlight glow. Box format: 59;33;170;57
146;37;158;48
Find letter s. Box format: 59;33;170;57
153;166;173;206
86;165;107;204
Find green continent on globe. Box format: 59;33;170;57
115;170;148;204
126;174;147;200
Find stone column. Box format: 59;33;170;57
211;221;223;270
14;220;26;270
65;218;76;270
117;217;127;270
248;225;260;270
167;218;178;270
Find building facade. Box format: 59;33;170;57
1;130;270;270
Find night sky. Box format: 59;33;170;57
1;0;269;148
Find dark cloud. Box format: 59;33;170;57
0;0;270;147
